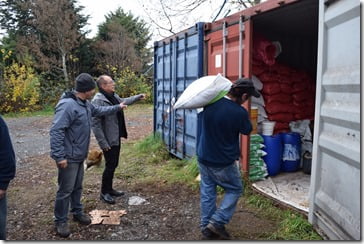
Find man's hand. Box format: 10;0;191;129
119;102;127;109
140;94;146;100
0;189;6;200
57;159;68;169
103;147;111;152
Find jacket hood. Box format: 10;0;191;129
61;91;77;101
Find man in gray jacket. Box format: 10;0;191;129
50;73;127;238
91;75;145;204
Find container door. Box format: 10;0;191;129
206;17;253;172
154;23;204;159
309;0;360;240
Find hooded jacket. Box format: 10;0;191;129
50;91;122;164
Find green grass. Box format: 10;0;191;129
2;104;54;118
116;133;323;241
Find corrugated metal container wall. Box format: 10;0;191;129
309;0;360;240
204;0;300;172
153;22;205;159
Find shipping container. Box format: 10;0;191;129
203;0;360;240
153;22;205;159
153;0;360;240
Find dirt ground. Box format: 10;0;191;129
4;105;278;241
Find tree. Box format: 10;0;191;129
95;8;152;74
93;22;141;76
137;0;262;38
0;0;89;87
0;0;34;36
25;0;87;86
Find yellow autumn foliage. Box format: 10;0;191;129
0;62;41;113
113;67;152;103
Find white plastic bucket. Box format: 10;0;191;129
262;121;276;136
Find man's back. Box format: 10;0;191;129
197;97;252;167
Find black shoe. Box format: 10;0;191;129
109;189;125;197
201;226;220;240
73;213;91;225
206;222;231;240
55;222;70;238
100;193;116;204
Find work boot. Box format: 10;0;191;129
109;189;125;197
55;222;71;238
206;222;231;240
73;213;91;225
201;226;220;240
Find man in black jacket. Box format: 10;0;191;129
91;75;145;204
0;115;16;240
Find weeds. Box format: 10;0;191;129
117;133;323;241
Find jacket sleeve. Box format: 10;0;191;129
90;102;121;117
49;101;74;163
0;116;16;190
91;99;110;150
118;94;143;105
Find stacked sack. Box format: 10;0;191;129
249;134;268;181
252;33;316;134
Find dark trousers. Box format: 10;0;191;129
101;144;121;194
0;194;7;240
54;162;84;224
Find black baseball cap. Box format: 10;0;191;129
231;78;260;98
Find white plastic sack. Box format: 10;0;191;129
173;73;232;110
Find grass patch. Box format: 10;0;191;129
3;104;54;118
242;185;322;240
116;130;323;241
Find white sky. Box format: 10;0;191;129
77;0;146;38
77;0;246;43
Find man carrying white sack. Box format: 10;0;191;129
196;77;260;240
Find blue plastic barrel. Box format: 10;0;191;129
262;134;282;176
281;132;301;172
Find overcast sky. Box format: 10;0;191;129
76;0;245;43
77;0;146;38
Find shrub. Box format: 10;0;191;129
113;67;152;103
0;62;41;113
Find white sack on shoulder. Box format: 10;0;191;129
173;73;232;110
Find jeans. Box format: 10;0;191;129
0;194;7;240
101;145;121;194
198;161;243;229
54;162;84;224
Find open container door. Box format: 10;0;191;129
205;14;255;173
308;0;360;240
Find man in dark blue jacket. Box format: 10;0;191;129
197;78;260;240
0;115;16;240
50;73;127;238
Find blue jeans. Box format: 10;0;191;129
54;162;84;224
198;161;243;229
0;194;7;240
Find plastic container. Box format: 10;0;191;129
303;151;312;174
262;134;282;176
250;106;259;134
262;121;276;136
281;132;301;172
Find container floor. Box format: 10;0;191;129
252;171;311;214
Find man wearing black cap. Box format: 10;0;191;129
50;73;127;238
196;77;260;240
